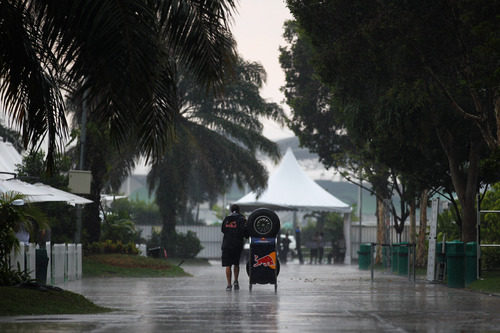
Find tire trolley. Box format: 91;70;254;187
245;208;281;292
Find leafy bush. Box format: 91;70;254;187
0;263;34;286
437;208;461;241
85;240;138;255
142;228;203;259
146;229;162;249
108;198;161;226
101;216;140;244
481;247;500;271
175;231;203;259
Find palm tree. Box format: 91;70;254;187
0;192;48;279
0;0;236;171
148;57;285;256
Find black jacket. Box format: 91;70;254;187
221;212;247;250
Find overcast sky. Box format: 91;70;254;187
231;0;294;141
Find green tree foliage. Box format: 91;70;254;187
0;123;22;152
481;184;500;243
15;151;75;243
175;231;203;259
16;151;71;188
285;0;499;242
302;212;344;246
477;183;500;269
108;199;161;226
279;19;451;238
1;0;237;171
148;56;284;256
0;192;49;285
0;193;27;271
101;217;139;245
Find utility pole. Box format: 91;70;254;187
74;88;88;243
358;175;363;249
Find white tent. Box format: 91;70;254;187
0;178;92;205
32;183;93;205
0;140;92;205
0;139;22;177
235;148;353;264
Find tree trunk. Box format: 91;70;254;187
409;199;416;244
417;190;429;267
452;143;480;243
84;152;106;243
376;197;385;264
438;131;480;243
161;207;177;257
495;88;500;145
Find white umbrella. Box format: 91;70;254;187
32;183;93;205
0;178;92;205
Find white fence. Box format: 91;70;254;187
9;242;82;285
175;224;411;261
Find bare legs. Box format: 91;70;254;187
225;265;240;287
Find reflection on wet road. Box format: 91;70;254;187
1;262;500;332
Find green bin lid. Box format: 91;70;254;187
446;240;465;256
360;243;371;252
465;242;477;255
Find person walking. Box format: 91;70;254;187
221;204;247;291
318;232;324;264
281;232;292;264
310;232;319;264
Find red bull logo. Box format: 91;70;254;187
253;252;277;269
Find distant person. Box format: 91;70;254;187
281;232;292;264
15;224;30;244
221;204;247;291
295;226;304;264
318;232;324;264
310;232;319;264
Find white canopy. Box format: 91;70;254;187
0;140;22;176
235;148;353;264
236;148;351;213
32;183;93;205
0;140;92;205
0;178;92;205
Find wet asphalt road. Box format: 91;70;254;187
1;261;500;332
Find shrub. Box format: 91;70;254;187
85;240;138;255
0;263;34;286
146;229;203;258
482;247;500;271
175;231;203;259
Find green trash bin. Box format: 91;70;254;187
446;240;465;288
358;243;371;270
436;242;446;265
435;242;447;281
382;246;389;268
35;248;49;285
391;244;399;273
398;242;409;275
465;242;478;285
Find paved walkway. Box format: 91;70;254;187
1;261;500;332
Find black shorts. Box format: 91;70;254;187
221;247;242;267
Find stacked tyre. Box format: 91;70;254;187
247;208;280;238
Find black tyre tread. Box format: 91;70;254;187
247;208;280;237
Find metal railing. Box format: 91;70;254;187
365;243;417;283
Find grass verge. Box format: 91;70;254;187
83;254;192;278
467;271;500;294
1;254;201;316
0;285;110;316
